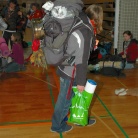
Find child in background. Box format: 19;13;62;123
0;37;10;58
0;37;10;68
16;11;27;39
27;3;44;21
0;32;25;73
119;30;138;69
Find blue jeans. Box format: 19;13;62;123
2;62;25;73
51;77;75;132
124;62;134;69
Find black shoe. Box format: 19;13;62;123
75;119;96;126
87;119;96;126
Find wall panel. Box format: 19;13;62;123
117;0;138;53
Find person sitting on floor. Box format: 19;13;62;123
27;3;44;21
119;30;138;69
0;0;19;47
0;32;25;73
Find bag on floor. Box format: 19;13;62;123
98;42;112;54
68;87;88;126
88;48;100;65
99;55;125;77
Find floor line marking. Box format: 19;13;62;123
92;111;119;138
21;72;56;88
95;93;129;138
90;115;111;119
0;122;51;129
45;72;63;138
114;78;128;88
0;119;52;127
45;72;56;108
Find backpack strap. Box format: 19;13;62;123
63;15;93;54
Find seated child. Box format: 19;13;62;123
0;37;10;57
0;37;10;68
119;30;138;69
0;32;25;73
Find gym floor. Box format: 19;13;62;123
0;29;138;138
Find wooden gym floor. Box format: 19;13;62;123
0;29;138;138
0;62;138;138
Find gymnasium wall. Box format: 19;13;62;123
117;0;138;53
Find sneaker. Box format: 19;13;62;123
118;89;128;96
87;119;96;126
50;125;73;133
75;119;96;126
115;88;125;95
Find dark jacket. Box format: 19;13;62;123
57;12;94;86
16;14;27;32
0;6;19;30
120;39;138;63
